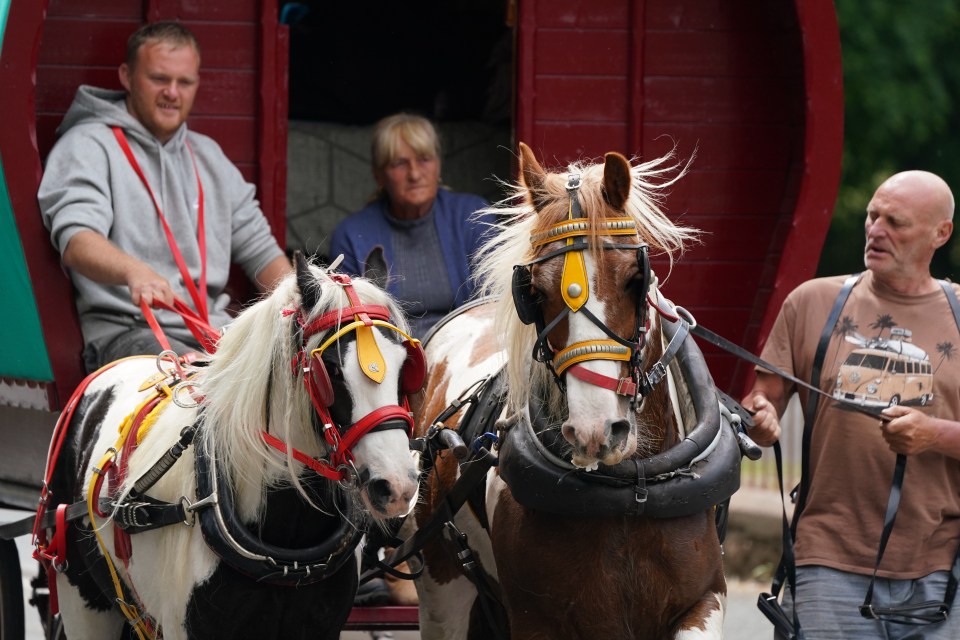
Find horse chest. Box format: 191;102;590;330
184;560;356;640
491;498;724;639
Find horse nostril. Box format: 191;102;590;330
366;478;392;507
609;419;630;448
561;423;577;445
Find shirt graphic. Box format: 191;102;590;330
830;313;954;409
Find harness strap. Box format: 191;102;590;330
856;279;960;625
771;273;858;638
113;126;209;322
361;446;499;585
141;297;220;354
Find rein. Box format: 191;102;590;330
113;126;209;322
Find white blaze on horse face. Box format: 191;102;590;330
561;253;637;469
339;333;419;519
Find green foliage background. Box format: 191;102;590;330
817;1;960;279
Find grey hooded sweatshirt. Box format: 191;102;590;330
38;85;284;348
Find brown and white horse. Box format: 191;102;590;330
410;143;740;639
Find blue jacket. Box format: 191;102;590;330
329;189;493;307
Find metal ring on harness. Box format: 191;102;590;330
171;381;200;408
337;460;360;490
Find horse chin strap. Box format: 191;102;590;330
263;273;420;483
514;173;655;402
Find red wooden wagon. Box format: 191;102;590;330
0;0;842;636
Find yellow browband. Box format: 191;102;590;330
552;339;632;375
530;217;638;248
311;319;420;385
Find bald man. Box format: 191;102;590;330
742;170;960;638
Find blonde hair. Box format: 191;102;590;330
370;113;441;172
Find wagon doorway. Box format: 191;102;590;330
281;0;515;260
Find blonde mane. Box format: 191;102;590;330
196;262;410;518
474;149;699;416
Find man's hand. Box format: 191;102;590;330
741;393;782;447
127;264;175;308
64;230;176;308
879;405;941;455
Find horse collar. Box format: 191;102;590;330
497;315;742;518
194;429;363;586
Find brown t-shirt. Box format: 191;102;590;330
761;271;960;578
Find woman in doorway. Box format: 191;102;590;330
329;113;494;338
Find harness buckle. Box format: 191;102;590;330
565;173;582;190
858;604;878;620
646;362;668;388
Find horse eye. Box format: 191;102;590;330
325;361;343;379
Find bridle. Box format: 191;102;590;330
262;273;426;483
511;173;657;400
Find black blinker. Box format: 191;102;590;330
512;265;542;325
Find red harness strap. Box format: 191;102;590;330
139;298;220;355
112;126;209;322
567;363;637;396
260;404;414;481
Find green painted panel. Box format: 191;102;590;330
0;0;54;381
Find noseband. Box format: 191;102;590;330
262;274;425;483
511;173;656;399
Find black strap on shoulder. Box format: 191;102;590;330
857;279;960;625
763;273;860;639
792;273;861;524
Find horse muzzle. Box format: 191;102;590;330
562;416;633;468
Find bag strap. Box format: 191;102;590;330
764;273;860;638
857;279;960;625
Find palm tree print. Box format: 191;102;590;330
870;314;896;339
936;341;957;373
831;315;859;366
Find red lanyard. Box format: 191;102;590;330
111;126;209;321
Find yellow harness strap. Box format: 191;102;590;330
85;382;172;639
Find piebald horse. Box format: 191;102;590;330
411;143;740;639
40;254;423;640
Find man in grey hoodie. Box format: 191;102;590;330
38;21;291;371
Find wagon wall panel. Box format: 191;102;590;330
39;18;134;67
536;77;628;123
644;31;801;78
528;123;629;160
535;0;629;28
147;0;260;22
645;0;798;31
534;29;629;76
643;123;800;171
644;77;803;124
46;0;142;19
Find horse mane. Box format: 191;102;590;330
197;261;410;520
474;148;699;418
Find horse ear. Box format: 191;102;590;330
518;141;548;210
294;250;321;310
362;246;389;291
602;152;632;212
